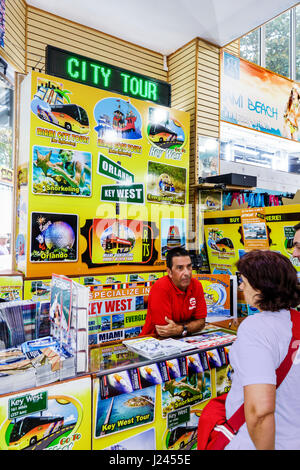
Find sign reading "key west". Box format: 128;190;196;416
101;183;144;204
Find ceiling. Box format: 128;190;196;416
26;0;299;56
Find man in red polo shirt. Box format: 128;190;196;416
141;248;207;337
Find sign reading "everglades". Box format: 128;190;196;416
45;46;171;106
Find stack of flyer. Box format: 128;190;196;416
123;336;198;359
0;300;54;350
0;300;41;349
179;330;236;350
21;336;76;385
0;348;36;394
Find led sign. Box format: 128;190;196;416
45;46;171;107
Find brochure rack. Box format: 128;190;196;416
0;274;89;394
49;274;89;375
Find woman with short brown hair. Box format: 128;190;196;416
224;250;300;450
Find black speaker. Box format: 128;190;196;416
189;250;203;270
202;173;257;187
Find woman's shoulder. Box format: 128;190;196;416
235;310;293;370
237;309;291;342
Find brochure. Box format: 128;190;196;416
179;331;236;350
123;337;179;358
123;336;200;359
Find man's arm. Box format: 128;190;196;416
155;317;205;338
141;282;174;336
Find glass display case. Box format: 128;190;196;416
0;69;14;270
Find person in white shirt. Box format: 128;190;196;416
225;249;300;450
0;234;9;255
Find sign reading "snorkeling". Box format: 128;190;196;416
45;46;171;106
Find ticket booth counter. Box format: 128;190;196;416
0;328;235;451
90;331;234;451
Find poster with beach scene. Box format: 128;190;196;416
95;384;155;437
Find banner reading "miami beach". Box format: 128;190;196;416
221;52;300;142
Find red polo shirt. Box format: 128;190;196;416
141;275;207;336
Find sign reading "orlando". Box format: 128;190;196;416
97;153;134;182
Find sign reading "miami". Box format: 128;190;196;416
221;52;300;141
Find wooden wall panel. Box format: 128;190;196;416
168;39;197;246
1;0;26;72
194;40;220;248
223;39;240;56
168;40;197;164
167;38;221;247
26;6;167;81
197;39;220;141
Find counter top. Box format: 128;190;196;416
89;326;237;377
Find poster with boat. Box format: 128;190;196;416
32;145;92;196
94;97;142;141
147;161;186;205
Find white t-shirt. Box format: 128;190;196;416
0;245;8;255
225;309;300;450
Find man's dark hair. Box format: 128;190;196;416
236;249;300;311
166;247;191;269
294;222;300;233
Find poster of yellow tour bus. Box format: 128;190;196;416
0;376;91;450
